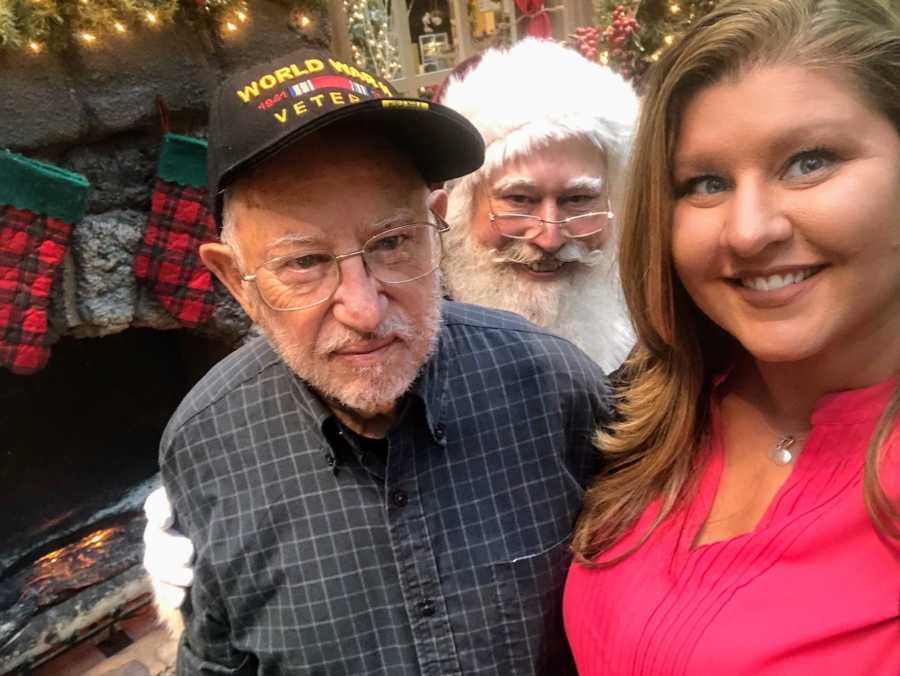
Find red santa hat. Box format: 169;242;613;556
438;38;639;221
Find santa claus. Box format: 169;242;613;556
436;38;638;373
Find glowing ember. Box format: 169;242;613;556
31;527;121;584
3;518;143;639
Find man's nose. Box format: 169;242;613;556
723;182;792;258
530;200;566;252
329;255;387;333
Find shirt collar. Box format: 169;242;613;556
407;316;449;447
811;375;898;425
712;365;898;426
288;367;334;430
289;309;451;469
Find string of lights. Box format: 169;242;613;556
342;0;401;79
0;0;322;53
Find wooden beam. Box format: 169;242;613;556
327;0;354;62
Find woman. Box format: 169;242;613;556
564;0;900;673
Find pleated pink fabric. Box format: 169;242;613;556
564;377;900;676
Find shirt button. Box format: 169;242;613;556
325;453;335;467
434;424;446;441
419;599;435;617
391;490;409;508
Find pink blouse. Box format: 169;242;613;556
564;378;900;675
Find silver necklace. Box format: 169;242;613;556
769;435;799;466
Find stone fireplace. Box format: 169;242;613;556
0;1;330;670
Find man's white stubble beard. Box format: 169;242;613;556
442;223;633;374
258;276;444;417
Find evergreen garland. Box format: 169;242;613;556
0;0;324;53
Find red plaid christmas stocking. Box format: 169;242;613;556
0;151;89;375
134;134;218;328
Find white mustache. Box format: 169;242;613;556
316;313;415;355
490;239;607;267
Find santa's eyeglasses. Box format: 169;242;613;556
488;195;613;241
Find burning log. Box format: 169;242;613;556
27;527;129;606
0;516;142;658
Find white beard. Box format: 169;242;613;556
442;226;633;374
259;278;443;416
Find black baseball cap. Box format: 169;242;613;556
207;47;485;228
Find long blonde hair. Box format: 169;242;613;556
572;0;900;564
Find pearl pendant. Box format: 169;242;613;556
769;435;797;466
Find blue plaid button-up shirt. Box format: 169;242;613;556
162;301;611;675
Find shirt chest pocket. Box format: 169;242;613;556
490;536;577;676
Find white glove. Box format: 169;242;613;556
143;486;195;610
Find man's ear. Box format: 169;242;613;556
427;188;448;219
199;242;260;323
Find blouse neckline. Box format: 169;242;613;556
811;376;898;425
675;375;896;560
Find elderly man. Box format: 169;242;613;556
438;39;638;373
155;46;610;674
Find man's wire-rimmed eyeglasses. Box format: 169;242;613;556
489;197;614;241
239;217;449;312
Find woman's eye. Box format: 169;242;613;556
783;149;836;179
682;175;728;196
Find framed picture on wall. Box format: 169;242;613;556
408;0;454;60
418;32;454;72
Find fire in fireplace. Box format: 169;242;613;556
0;327;232;671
